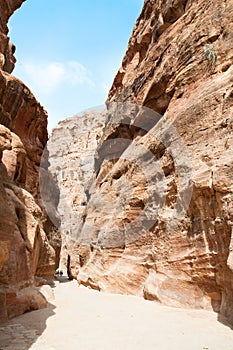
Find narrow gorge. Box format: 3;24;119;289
0;0;233;331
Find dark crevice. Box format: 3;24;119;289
13;162;20;182
95;118;155;178
147;0;187;54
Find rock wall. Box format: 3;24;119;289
46;110;107;277
0;0;60;322
0;0;25;73
60;0;233;325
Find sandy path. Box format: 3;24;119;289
1;279;233;350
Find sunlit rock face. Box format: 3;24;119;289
46;110;107;275
52;0;233;325
0;0;60;322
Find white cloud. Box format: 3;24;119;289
22;60;95;95
67;61;95;87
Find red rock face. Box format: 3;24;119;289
0;0;59;322
59;0;233;325
0;0;25;73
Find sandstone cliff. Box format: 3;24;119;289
54;0;233;325
0;0;25;73
45;110;107;276
0;0;60;322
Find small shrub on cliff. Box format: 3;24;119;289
204;44;217;66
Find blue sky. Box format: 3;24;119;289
9;0;143;130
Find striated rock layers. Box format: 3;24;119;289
0;0;59;322
56;0;233;324
46;110;107;276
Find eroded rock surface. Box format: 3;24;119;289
56;0;233;325
0;0;60;322
46;110;107;276
0;0;24;73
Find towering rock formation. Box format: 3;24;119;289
52;0;233;325
0;0;60;322
46;110;107;275
0;0;24;74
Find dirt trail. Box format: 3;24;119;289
0;279;233;350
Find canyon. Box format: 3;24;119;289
0;0;233;329
49;0;233;326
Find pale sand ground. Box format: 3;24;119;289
2;279;233;350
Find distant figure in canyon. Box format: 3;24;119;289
67;255;73;280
